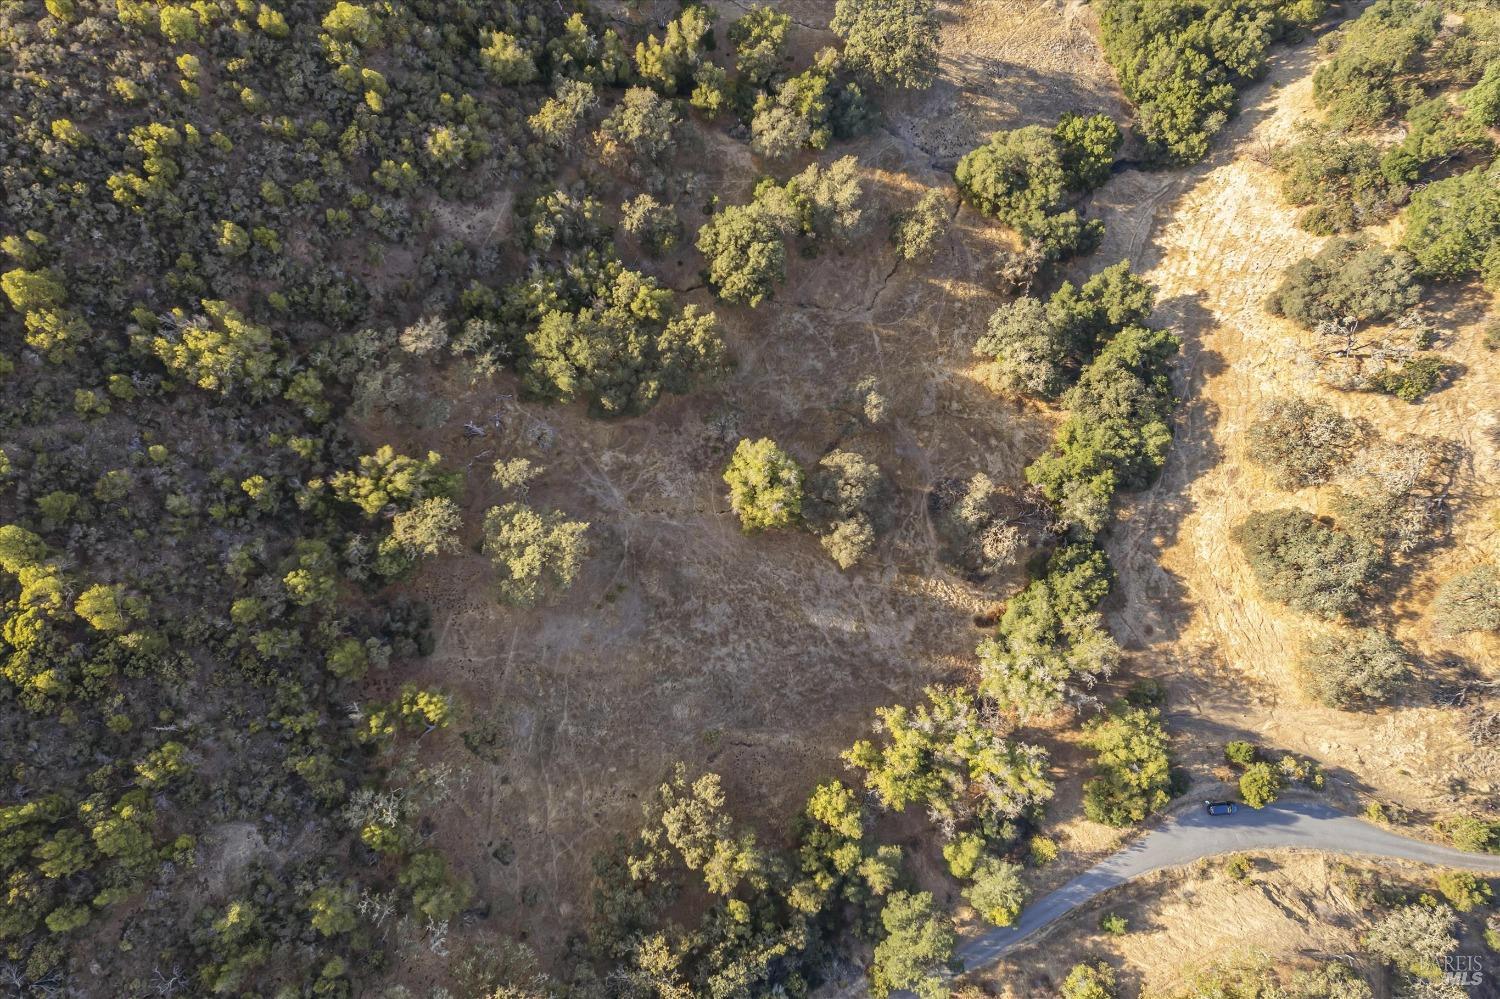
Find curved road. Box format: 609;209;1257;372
954;798;1500;975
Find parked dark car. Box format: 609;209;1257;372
1204;800;1238;816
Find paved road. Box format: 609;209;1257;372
954;797;1500;975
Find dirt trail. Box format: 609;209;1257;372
1086;45;1500;811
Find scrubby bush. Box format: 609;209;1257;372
620;194;682;257
1329;435;1456;556
934;473;1035;577
1245;398;1365;490
1294;628;1409;708
1433;564;1500;635
1238;761;1283;808
1364;903;1458;979
1232;509;1382;619
890;188;950;261
1223;853;1255;880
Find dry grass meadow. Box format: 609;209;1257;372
364;0;1497;976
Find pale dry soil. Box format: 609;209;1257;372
1088;39;1500;823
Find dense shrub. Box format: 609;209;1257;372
869;890;955;999
976;260;1154;400
830;0;941;91
955;115;1119;260
1266;237;1421;329
1435;870;1492;912
1398;161;1500;288
1100;0;1326;163
481;503;590;606
1062;962;1119;999
1232;509;1382;619
697;202;790;306
728;6;791;86
1275;127;1404;234
845;685;1054;830
1238;761;1283;808
723;438;804;531
522;268;726;416
1082;706;1174;826
1026;324;1179;532
978;543;1118;718
1312;0;1442;129
805;449;886;568
964;858;1029;926
1376;98;1493;187
890;188;951;261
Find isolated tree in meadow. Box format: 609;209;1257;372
481;503;589;606
723;438;804;531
